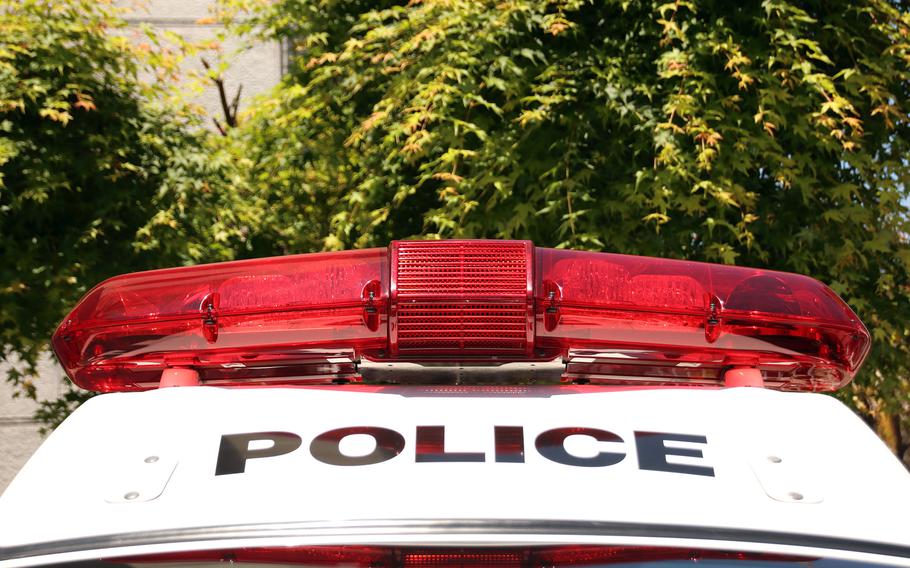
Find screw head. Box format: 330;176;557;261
124;491;140;501
767;455;782;463
788;491;804;501
144;456;159;464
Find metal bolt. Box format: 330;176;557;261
788;491;804;501
767;455;782;463
124;491;140;501
144;456;159;464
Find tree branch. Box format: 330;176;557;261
201;57;242;134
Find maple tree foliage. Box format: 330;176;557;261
1;0;909;456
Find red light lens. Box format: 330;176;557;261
390;240;534;357
535;248;869;391
52;241;870;393
52;249;387;392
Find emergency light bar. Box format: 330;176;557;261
52;240;870;393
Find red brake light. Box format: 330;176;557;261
113;546;815;566
53;240;870;393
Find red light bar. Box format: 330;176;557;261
52;240;869;393
52;249;388;392
534;248;870;391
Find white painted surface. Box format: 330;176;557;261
1;386;909;566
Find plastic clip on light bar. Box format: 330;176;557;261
52;240;870;393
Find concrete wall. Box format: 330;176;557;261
0;0;283;495
119;0;286;122
0;358;70;495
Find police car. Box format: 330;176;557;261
2;240;909;568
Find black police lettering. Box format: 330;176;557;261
310;426;405;466
494;426;525;463
535;427;626;467
215;431;302;476
634;431;715;477
213;427;714;477
416;426;485;462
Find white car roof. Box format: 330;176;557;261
1;386;909;566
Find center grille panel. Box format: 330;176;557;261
391;240;534;356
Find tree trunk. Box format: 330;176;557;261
875;411;908;468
